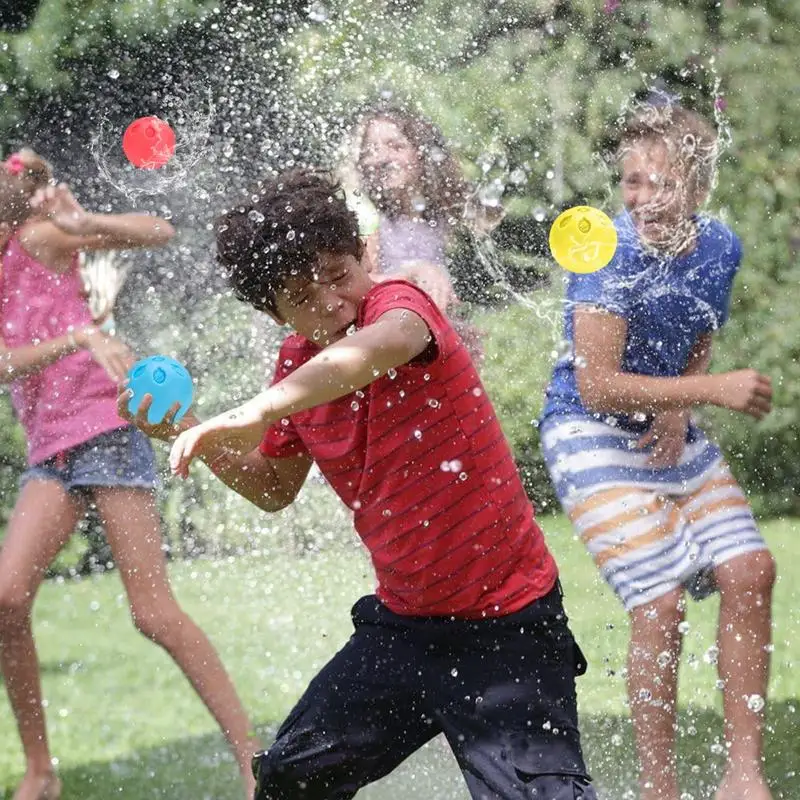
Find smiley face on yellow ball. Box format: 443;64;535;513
548;206;618;274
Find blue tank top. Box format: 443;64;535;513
540;211;743;430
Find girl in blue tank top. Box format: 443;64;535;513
540;104;775;800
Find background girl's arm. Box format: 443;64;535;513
364;232;455;310
24;183;174;260
574;307;771;416
0;330;81;384
0;326;132;384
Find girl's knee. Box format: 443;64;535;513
630;588;685;631
0;583;34;632
717;550;776;598
129;601;187;645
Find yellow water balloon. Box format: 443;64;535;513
548;206;617;274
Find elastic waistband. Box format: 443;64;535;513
351;580;565;637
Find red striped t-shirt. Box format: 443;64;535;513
260;280;558;617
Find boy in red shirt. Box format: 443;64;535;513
124;169;597;800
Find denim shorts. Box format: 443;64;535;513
20;426;157;493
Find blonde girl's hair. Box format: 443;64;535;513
617;104;719;199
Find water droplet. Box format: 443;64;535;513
286;230;296;241
677;621;691;634
450;668;458;677
107;69;120;79
747;694;765;712
382;509;392;518
307;1;329;22
387;367;397;379
413;429;422;440
350;401;359;411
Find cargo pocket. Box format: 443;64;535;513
514;771;597;799
573;640;588;676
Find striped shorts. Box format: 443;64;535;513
540;415;768;611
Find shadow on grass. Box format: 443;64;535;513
2;703;797;800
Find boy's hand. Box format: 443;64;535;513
637;410;688;468
169;405;267;478
30;183;91;236
117;384;200;443
713;370;772;419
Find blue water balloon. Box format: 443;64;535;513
127;355;194;425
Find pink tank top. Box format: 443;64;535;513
1;237;125;465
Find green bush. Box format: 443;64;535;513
0;393;26;524
472;293;562;514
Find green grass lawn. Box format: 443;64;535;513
1;515;798;799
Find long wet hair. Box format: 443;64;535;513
0;148;53;230
350;105;469;224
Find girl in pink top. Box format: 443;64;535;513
0;149;258;800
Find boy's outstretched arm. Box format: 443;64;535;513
118;392;313;512
169;308;432;477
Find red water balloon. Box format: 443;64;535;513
122;116;176;169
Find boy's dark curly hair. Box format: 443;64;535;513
215;169;362;317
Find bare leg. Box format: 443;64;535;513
0;480;85;800
94;487;260;798
627;588;685;800
714;550;775;800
